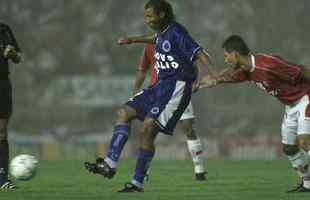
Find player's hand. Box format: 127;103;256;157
117;36;132;45
192;80;200;93
3;44;17;58
219;67;231;76
199;75;218;89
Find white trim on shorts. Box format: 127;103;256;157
156;81;185;128
180;101;195;120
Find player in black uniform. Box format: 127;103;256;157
0;23;21;189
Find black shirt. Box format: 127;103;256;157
0;23;21;79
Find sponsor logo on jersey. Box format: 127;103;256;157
252;81;278;96
155;52;179;70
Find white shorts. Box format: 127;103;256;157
281;94;310;145
180;101;195;120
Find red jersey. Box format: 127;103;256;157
231;53;310;105
138;43;157;86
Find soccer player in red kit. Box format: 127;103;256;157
133;43;206;181
200;35;310;192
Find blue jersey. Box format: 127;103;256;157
154;22;201;82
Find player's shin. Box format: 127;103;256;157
187;138;205;174
105;123;130;168
131;148;155;188
287;149;310;189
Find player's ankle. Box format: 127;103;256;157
194;165;205;174
0;171;8;185
104;157;117;169
304;178;310;189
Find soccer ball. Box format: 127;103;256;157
9;154;38;180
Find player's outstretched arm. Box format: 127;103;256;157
195;49;214;71
117;34;155;45
199;67;240;89
193;49;218;91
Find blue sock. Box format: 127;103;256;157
132;148;155;187
106;123;130;163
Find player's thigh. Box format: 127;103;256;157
126;88;154;121
297;118;310;151
296;94;310;150
281;106;298;145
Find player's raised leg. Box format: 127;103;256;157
84;105;137;178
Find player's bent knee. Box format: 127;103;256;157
116;106;136;123
282;144;299;156
141;118;156;132
179;119;197;139
297;134;310;151
185;128;197;140
140;118;157;149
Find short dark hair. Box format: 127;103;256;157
145;0;175;24
222;35;250;56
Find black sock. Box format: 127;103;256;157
0;140;9;184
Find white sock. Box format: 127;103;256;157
304;178;310;189
104;157;117;169
187;138;205;174
287;149;310;188
131;179;143;188
304;150;310;189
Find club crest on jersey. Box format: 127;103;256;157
151;107;160;114
162;40;171;52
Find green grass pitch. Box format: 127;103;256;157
1;159;309;200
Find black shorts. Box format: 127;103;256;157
0;79;12;118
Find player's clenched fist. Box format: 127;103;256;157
3;44;21;63
117;36;132;45
3;44;17;58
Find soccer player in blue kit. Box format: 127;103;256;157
85;0;216;192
